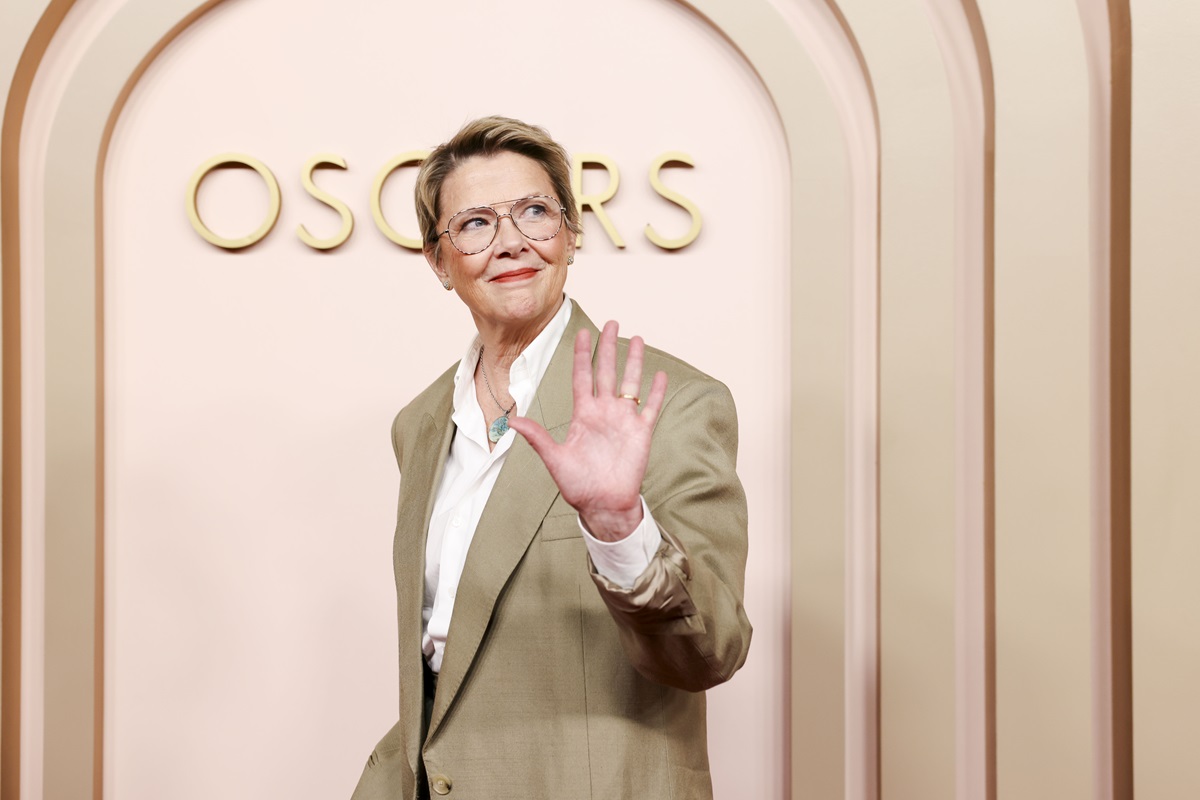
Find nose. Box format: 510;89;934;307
491;213;526;255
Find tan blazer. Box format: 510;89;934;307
351;304;751;800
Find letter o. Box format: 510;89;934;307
186;153;282;250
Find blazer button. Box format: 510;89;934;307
431;774;452;795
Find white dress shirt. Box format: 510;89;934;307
421;295;664;672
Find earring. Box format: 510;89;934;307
567;255;574;266
442;280;452;290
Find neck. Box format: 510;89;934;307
472;299;562;373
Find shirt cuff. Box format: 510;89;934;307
579;496;664;589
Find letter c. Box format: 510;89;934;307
371;150;430;250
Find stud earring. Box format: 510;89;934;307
567;255;574;266
442;280;452;290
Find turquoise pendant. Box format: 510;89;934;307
488;414;510;443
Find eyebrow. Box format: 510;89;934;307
453;194;554;213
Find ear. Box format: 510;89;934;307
424;243;447;284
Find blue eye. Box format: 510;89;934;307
451;210;496;235
516;197;555;220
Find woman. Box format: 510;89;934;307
352;116;751;800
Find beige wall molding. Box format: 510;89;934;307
917;1;998;799
2;5;79;799
709;1;887;796
1129;3;1200;797
1075;1;1134;798
795;6;881;800
753;1;883;798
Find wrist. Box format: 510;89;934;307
578;502;644;543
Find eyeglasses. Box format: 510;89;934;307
439;195;566;255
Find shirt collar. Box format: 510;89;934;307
450;294;574;439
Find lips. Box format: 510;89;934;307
489;267;540;283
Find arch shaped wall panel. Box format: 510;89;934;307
1129;3;1200;800
6;0;851;798
755;2;882;797
915;4;997;799
98;2;801;797
1075;3;1133;798
980;0;1095;796
1;4;70;797
5;1;1200;799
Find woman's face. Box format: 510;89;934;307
426;151;574;338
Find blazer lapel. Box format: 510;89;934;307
426;304;600;741
393;381;455;773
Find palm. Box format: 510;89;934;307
508;321;668;541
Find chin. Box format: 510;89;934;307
496;288;558;324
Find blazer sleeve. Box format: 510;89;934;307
587;376;752;692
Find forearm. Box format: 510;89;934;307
587;378;752;691
580;496;664;589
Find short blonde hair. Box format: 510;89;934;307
415;116;582;259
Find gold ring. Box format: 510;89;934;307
618;393;641;404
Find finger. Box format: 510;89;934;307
572;328;593;407
594;320;619;397
620;335;646;401
639;370;669;428
507;416;561;468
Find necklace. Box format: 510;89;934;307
479;346;516;443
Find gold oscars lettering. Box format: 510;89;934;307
185;151;703;252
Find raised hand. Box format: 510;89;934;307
507;321;669;542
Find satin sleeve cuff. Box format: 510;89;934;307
579;496;664;589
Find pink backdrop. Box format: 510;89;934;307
103;0;790;796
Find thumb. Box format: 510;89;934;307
506;416;559;466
